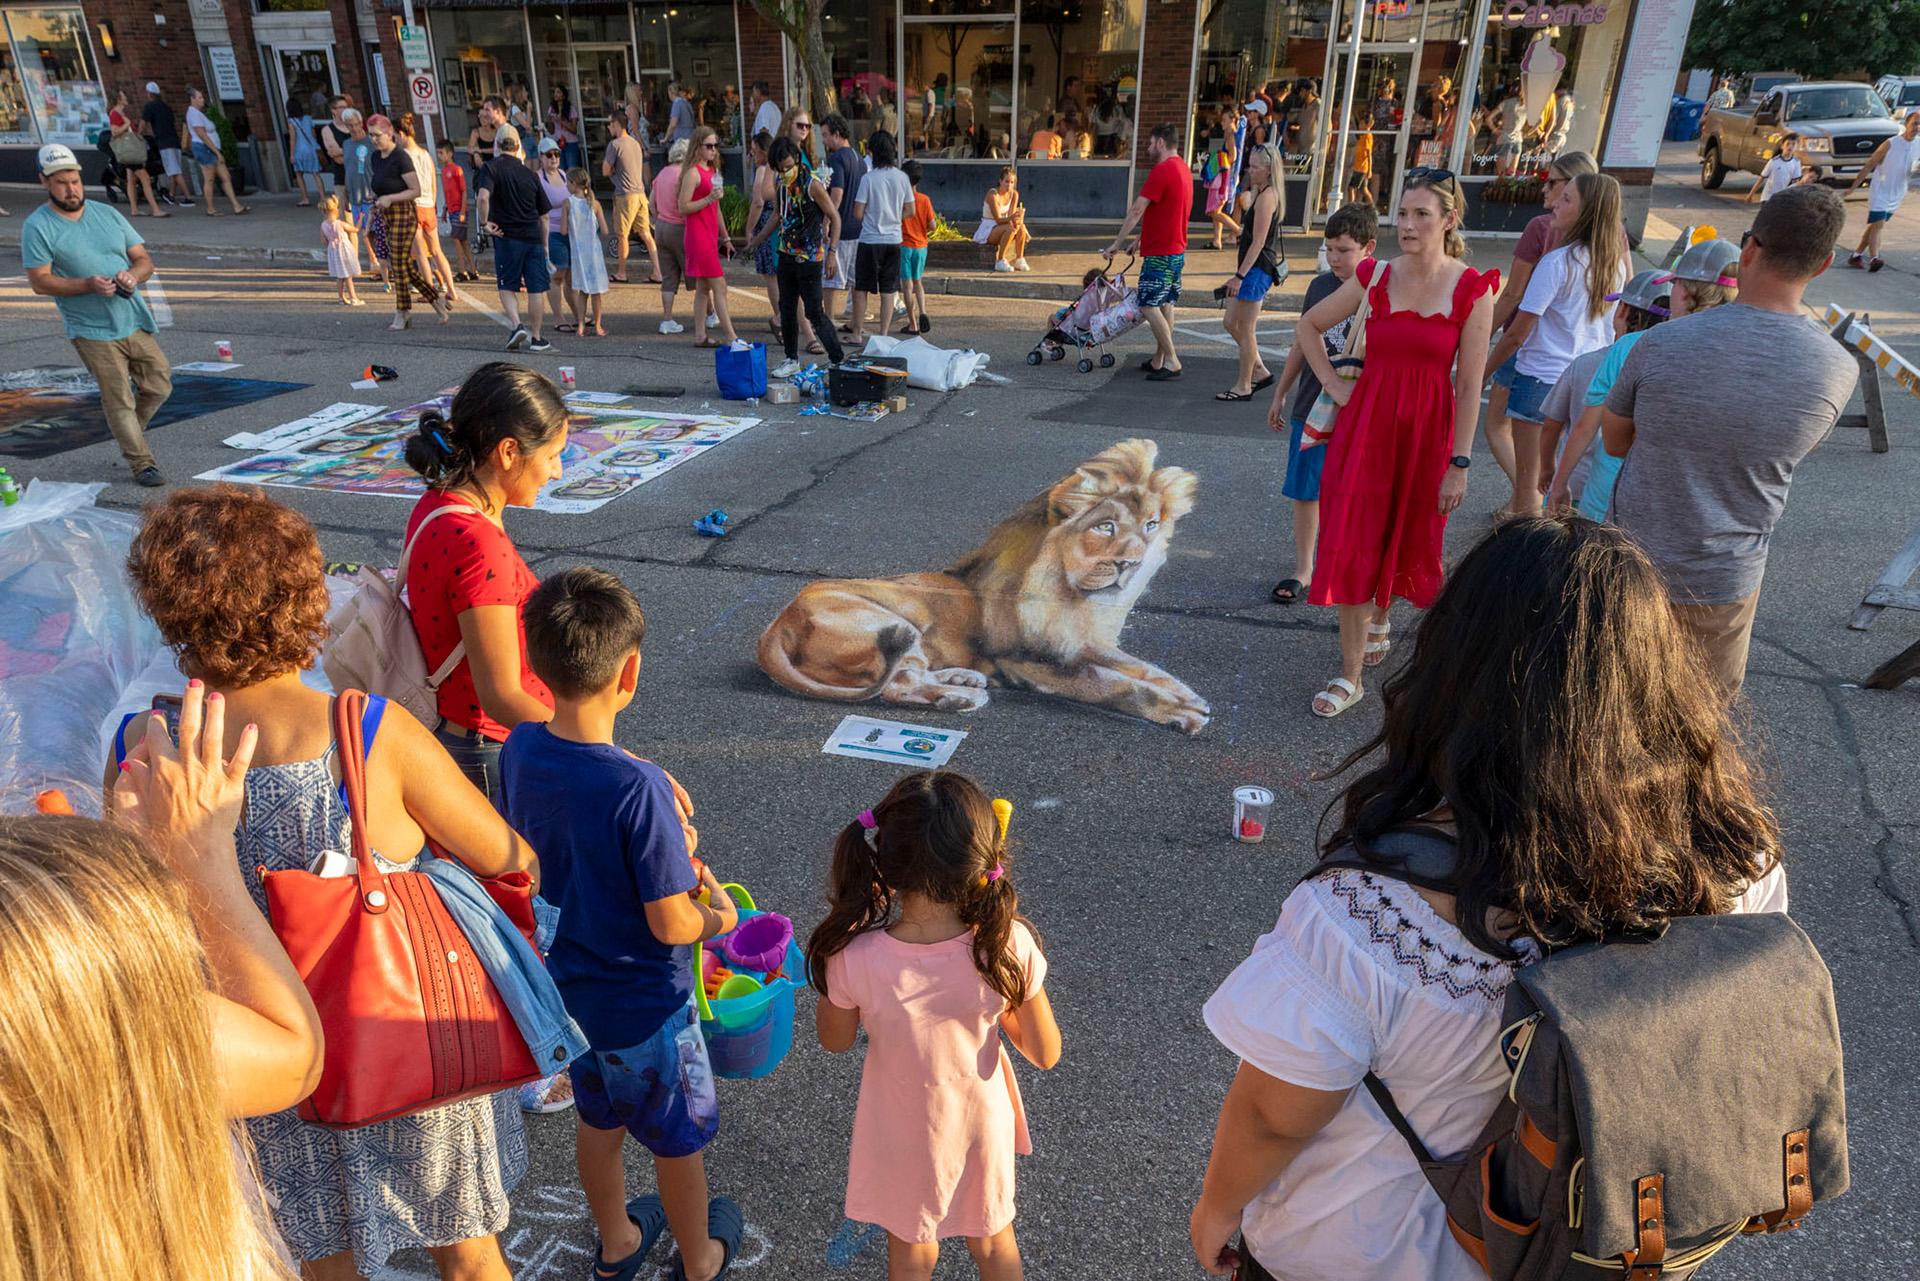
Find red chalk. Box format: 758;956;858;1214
1239;817;1265;840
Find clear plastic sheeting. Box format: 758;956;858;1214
0;482;157;815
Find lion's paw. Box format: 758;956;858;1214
1167;707;1211;737
934;686;991;712
930;667;990;688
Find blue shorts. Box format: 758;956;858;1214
571;1003;719;1158
1137;253;1185;308
446;211;467;237
1236;266;1276;302
495;235;552;293
1283;415;1325;502
1505;370;1554;424
547;229;572;272
899;245;928;280
1867;209;1894;224
1491;351;1521;389
190;140;219;167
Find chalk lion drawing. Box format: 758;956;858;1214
756;438;1208;734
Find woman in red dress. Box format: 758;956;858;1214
1297;171;1498;717
677;125;740;346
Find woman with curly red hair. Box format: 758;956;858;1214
109;483;539;1281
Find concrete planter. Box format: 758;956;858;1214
927;238;991;269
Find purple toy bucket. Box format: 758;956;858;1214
722;912;793;974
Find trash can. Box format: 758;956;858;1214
1666;98;1706;143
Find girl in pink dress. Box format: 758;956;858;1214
1297;171;1498;719
809;771;1063;1280
677;126;739;346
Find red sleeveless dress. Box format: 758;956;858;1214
1308;258;1499;610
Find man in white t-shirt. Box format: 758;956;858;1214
749;81;783;144
1746;132;1811;205
849;131;913;344
1844;111;1919;271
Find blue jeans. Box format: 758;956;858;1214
435;723;504;812
418;855;589;1075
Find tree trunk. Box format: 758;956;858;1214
799;19;837;119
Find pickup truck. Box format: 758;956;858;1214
1699;81;1898;189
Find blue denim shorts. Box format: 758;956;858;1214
1491;351;1521;390
1137;253;1185;308
1505;370;1554;424
571;1002;719;1158
495;235;551;293
1236;266;1276;302
191;140;220;167
547;229;572;272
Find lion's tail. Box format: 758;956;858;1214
757;620;916;702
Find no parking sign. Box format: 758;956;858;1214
409;73;438;115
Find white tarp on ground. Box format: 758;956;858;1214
0;482;156;814
858;334;993;391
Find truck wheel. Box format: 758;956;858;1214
1701;143;1728;190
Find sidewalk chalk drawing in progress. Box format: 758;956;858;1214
823;715;968;767
0;367;308;461
198;396;762;514
758;438;1211;735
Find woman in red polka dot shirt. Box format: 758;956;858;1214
402;362;569;805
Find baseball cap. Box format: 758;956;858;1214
37;143;81;176
145;81;160;95
1243;100;1267;115
1657;237;1741;289
536;136;561;153
1604;269;1671;316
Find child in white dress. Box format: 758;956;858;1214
566;168;610;336
320;196;362;306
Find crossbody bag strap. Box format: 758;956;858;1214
1363;1071;1437;1165
397;500;484;687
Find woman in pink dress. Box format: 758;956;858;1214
676;126;739;346
1297;171;1498;718
809;771;1062;1281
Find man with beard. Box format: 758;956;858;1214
21;144;171;486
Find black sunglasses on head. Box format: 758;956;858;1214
1405;166;1456;185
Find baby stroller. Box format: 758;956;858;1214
1027;253;1144;373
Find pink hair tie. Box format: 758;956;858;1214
985;864;1004;883
857;809;878;849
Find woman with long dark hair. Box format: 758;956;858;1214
1190;517;1787;1279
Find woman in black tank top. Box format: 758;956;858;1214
1218;141;1288;401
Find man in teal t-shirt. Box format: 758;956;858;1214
21;143;171;486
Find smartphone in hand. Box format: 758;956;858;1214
150;693;184;741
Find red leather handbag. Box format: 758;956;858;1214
261;690;542;1128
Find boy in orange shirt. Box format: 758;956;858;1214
897;159;935;335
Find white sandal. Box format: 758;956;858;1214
1312;676;1364;718
1364;621;1392;667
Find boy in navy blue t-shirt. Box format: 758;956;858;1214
504;567;743;1281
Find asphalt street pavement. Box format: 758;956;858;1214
2;162;1917;1279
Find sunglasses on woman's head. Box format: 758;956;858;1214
1406;166;1456;185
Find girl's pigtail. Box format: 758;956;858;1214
805;821;892;1002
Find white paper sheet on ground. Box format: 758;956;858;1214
857;334;992;391
172;360;243;373
223;402;386;450
822;715;967;767
563;390;631;405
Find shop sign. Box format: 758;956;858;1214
208;45;243;101
1501;2;1609;25
397;24;431;71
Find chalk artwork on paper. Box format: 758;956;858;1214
822;715;967;767
562;390;632;405
171;360;246;373
199;397;762;514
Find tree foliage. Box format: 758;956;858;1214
1684;0;1920;80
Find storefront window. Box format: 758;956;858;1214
0;45;33;145
4;6;104;147
1016;0;1140;160
1462;2;1628;176
1193;1;1335;174
426;8;534;152
629;1;740;146
904;0;1015;14
904;20;1014;157
821;0;898;149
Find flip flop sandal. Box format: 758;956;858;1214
593;1195;669;1281
234;206;252;215
1145;367;1183;382
1215;389;1252;401
1138;356;1162;371
1251;373;1275;392
670;1197;745;1281
1271;578;1304;605
806;341;826;355
1312;676;1364;719
1364;621;1392;667
696;338;721;348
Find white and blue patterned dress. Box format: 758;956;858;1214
236;751;528;1271
566;194;610;295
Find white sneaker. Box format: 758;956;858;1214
772;357;802;379
993;259;1014;273
1014;257;1031;272
893;298;908;315
659;318;685;334
707;312;719;328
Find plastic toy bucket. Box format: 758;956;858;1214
694;883;802;1080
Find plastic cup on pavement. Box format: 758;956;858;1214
215;339;233;360
1233;786;1274;843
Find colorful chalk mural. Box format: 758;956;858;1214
0;366;308;460
198;396;762;515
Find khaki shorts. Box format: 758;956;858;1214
612;191;650;246
1671;588;1761;701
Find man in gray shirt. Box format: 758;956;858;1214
600;112;656;284
1602;186;1857;699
